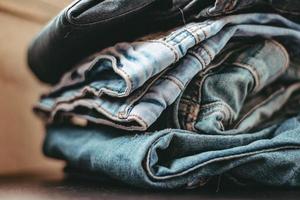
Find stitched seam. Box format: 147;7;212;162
199;103;234;125
269;39;290;72
43;55;135;109
50;99;148;130
165;24;207;49
62;112;147;131
185;28;201;43
186;24;208;41
166;23;199;42
146;145;300;180
201;44;213;62
119;70;168;118
188;51;206;67
148;40;180;62
170;29;199;46
233;87;285;129
163;76;185;91
179;61;229;130
127;114;149;129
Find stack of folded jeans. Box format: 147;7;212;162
28;0;300;189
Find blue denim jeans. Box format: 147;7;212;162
44;113;300;189
178;39;290;134
41;36;300;189
36;13;300;131
36;11;300;189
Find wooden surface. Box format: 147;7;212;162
0;170;300;200
0;0;72;174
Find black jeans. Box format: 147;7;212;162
27;0;212;84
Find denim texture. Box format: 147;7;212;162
35;13;300;131
200;0;300;18
178;39;289;133
29;0;300;190
27;0;300;84
44;114;300;189
27;0;212;84
41;34;300;190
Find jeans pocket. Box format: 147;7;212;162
178;39;289;133
231;39;289;93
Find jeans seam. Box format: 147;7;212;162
48;99;149;131
269;39;290;73
186;25;207;43
233;87;285;129
188;51;206;67
120;69;169;117
148;40;180;62
162;76;185;91
40;55;135;110
200;44;213;63
145;144;300;180
164;23;198;45
198;102;234;126
165;23;199;42
179;64;223;129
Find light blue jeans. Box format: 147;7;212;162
39;12;300;189
36;13;300;131
44;113;300;189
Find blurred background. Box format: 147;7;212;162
0;0;72;174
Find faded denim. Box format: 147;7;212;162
44;113;300;189
40;34;300;190
29;2;300;190
35;13;300;131
178;39;290;133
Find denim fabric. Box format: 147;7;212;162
199;0;260;17
282;57;300;82
41;37;300;189
35;30;241;131
271;0;300;18
200;0;300;18
236;83;300;131
28;2;300;190
44;113;300;189
40;13;300;98
178;39;290;133
27;0;212;84
35;13;300;131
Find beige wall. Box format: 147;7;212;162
0;0;72;174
